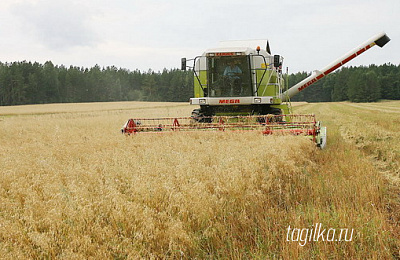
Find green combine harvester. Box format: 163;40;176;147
122;32;390;149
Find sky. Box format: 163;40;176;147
1;0;398;73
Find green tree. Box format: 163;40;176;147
364;70;381;102
43;61;60;103
331;68;349;101
142;70;158;101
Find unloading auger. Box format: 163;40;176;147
122;32;390;149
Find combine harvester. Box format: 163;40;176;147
122;32;390;149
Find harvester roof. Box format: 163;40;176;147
203;39;272;56
203;47;255;56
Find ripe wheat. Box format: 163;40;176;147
0;101;398;258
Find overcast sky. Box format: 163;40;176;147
1;0;398;73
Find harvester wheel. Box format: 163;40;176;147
256;116;266;124
256;109;283;124
191;108;201;121
191;109;212;123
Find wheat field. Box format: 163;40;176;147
0;101;399;259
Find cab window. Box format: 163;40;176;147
207;55;252;97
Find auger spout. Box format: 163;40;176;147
281;32;390;102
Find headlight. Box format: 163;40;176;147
199;99;206;104
254;98;261;103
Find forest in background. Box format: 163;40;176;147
0;61;399;106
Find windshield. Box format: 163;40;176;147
206;55;252;97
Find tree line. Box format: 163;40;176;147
0;61;399;106
0;61;193;106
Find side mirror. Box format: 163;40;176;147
274;55;281;68
181;58;187;71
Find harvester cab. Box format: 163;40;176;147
122;32;390;149
182;40;288;118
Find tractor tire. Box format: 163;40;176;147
191;109;212;123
